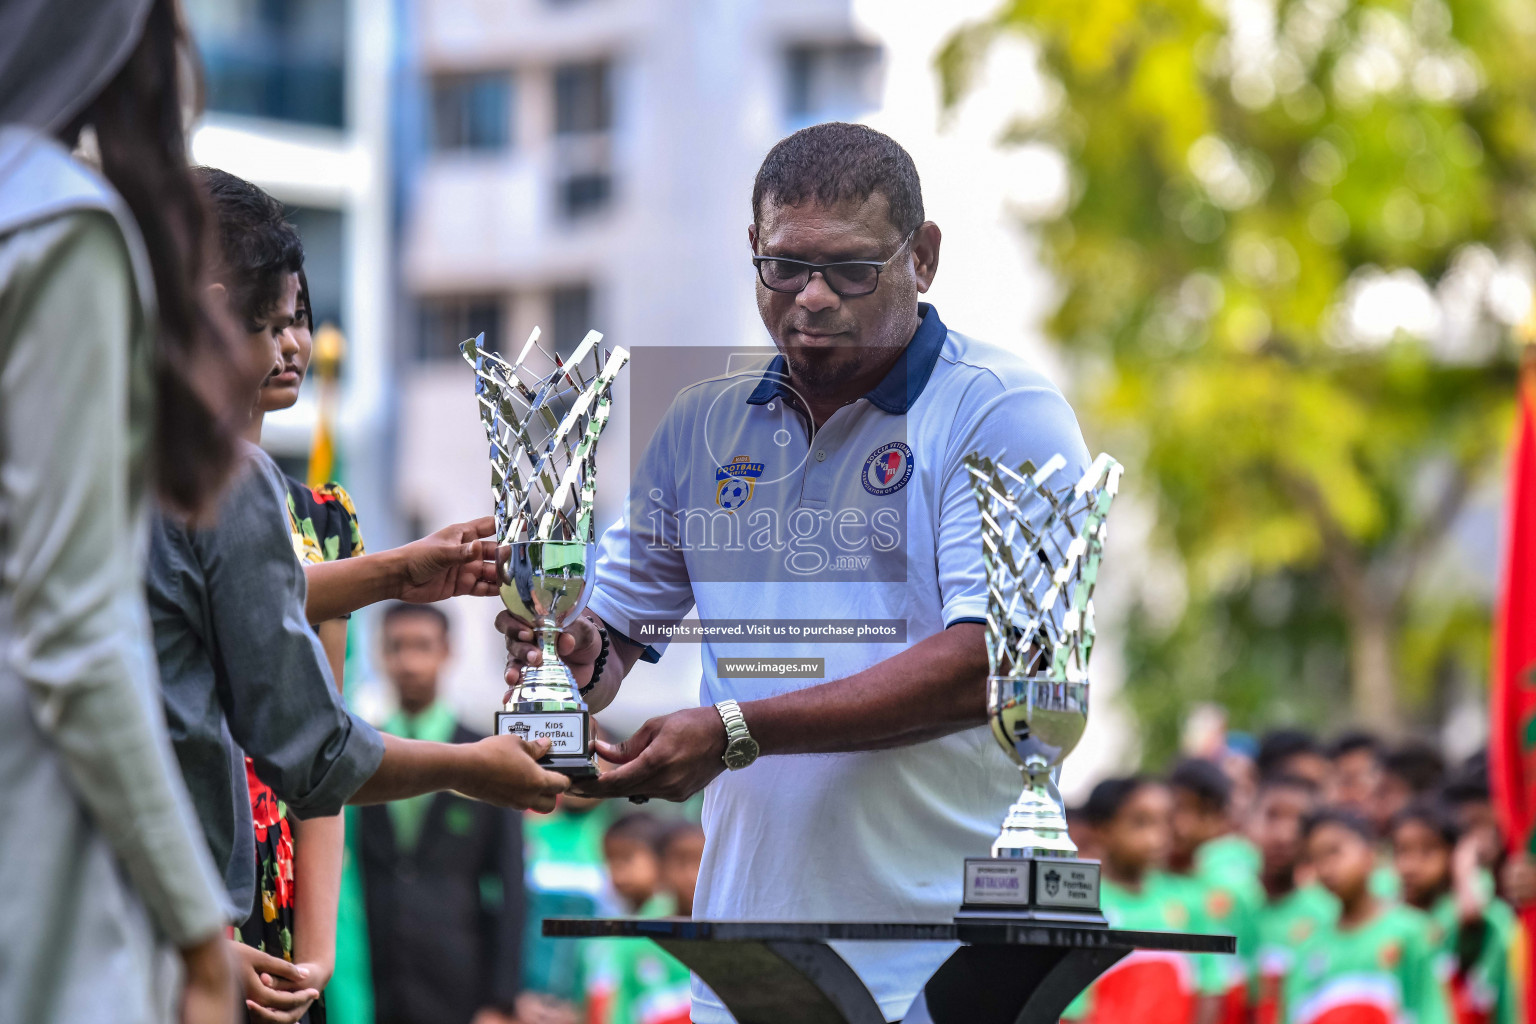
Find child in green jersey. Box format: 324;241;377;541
519;792;615;1022
1286;808;1452;1024
1064;776;1220;1024
585;818;700;1024
1250;773;1339;1024
1169;757;1264;1024
1324;732;1383;821
1391;801;1518;1024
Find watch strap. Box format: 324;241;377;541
715;699;754;763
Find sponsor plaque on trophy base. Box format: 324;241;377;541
958;856;1107;925
495;709;596;778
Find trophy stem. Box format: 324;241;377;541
509;617;583;707
536;615;563;681
992;763;1077;859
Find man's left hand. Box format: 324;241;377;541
573;706;728;801
396;516;499;603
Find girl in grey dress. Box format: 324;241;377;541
0;1;257;1021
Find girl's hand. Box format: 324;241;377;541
229;941;319;1023
267;960;332;995
1452;833;1487;922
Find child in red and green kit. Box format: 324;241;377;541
1169;757;1264;1024
1286;808;1451;1024
585;817;702;1024
1391;801;1517;1024
1063;776;1222;1024
1248;773;1338;1024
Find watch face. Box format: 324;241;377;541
724;736;759;770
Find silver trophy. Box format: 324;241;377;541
462;327;629;778
959;451;1122;923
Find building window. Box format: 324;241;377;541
417;296;504;362
431;74;513;152
554;62;611;135
785;42;883;125
183;0;346;128
551;285;594;357
561;173;611;219
552;61;613;219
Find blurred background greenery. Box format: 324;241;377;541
942;0;1536;761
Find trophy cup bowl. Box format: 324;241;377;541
494;539;599;778
988;675;1087;859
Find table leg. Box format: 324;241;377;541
921;945;1131;1024
654;938;887;1024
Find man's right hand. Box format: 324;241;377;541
495;610;602;697
460;735;570;811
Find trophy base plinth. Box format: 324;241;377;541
494;708;596;779
957;855;1107;928
540;753;600;779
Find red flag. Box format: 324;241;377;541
1491;356;1536;1018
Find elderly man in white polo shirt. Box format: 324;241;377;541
498;122;1089;1022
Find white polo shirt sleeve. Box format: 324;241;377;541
934;383;1091;628
588;397;696;661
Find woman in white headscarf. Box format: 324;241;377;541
0;2;258;1022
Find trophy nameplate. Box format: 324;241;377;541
960;855;1105;922
495;711;591;768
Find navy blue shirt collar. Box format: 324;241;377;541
746;303;948;415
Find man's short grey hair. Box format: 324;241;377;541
752;122;925;235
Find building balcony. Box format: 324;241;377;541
402;139;618;292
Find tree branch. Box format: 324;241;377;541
1277;470;1372;618
1388;462;1472;604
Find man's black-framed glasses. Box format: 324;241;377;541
752;229;916;298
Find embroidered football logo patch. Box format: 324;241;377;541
716;455;765;511
862;441;913;496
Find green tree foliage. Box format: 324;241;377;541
941;0;1536;741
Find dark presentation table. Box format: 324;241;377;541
545;918;1235;1024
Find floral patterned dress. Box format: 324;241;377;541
235;482;364;996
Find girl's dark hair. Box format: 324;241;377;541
1301;807;1375;843
1081;775;1150;826
191;166;303;325
295;268;312;331
84;0;250;512
1167;757;1232;813
1390;800;1461;849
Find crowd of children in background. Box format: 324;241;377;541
517;799;705;1024
355;601;708;1024
365;597;1522;1024
1064;728;1523;1024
